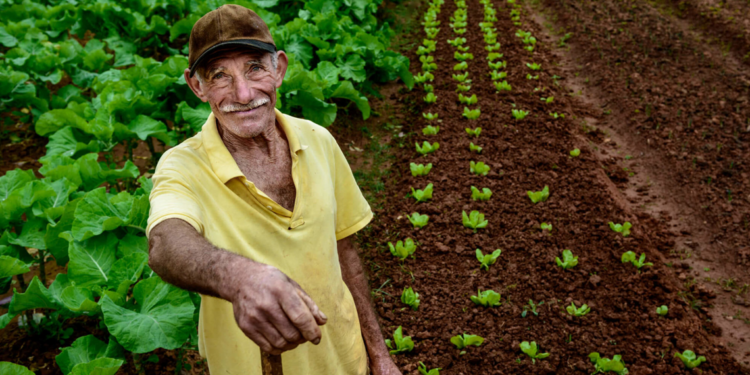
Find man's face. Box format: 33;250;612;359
185;49;288;139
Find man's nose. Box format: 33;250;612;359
233;75;254;104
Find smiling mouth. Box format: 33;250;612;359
233;103;264;114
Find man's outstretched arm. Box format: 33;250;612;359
337;236;401;375
148;218;327;355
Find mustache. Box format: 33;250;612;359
220;97;270;113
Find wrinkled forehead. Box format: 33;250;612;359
202;48;271;73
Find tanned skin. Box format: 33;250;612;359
148;48;401;374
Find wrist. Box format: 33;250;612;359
220;257;265;302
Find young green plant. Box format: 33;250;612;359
589;353;629;375
522;299;544;317
410;163;432;176
475;248;501;270
463;210;488;232
418;362;441;375
422;125;439;135
527;185;550;203
470;186;492;201
465;127;481;137
656;305;668;316
401;287;420;310
470;161;490;176
621;251;653;270
566;302;590;317
470;289;501;307
462;107;481;120
388;238;416;260
469;142;482;154
450;333;484;353
674;350;706;369
416;141;439;155
520;341;549;364
609;222;632;237
411;183;433;202
385;326;414;355
555;249;578;270
407;212;429;228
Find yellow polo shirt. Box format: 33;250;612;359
145;108;373;375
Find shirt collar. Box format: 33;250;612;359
202;107;305;184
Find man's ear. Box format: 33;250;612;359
184;68;209;102
273;51;289;89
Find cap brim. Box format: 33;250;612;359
189;40;277;77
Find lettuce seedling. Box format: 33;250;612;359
450;21;468;29
423;112;439;121
550;112;565;119
470;161;490;176
454;28;467;35
454;61;468;70
420;55;437;71
385;326;414;355
471;186;492;201
485;43;501;52
527;185;550;203
456;84;471;92
674;350;706;369
422;125;440;135
469;142;482;154
555;249;578;270
423;92;437;103
463;107;481;120
566;302;590;317
656;305;668;316
458;93;478;105
522;299;544;317
450;333;484;350
465;127;481;137
621;251;653;270
484;35;496;44
456;45;470;52
453;72;470;82
490;69;507;80
520;341;549;364
463;211;488;232
408;212;429;228
416;141;439;155
570;148;581;157
488;60;505;70
416;46;432;55
410;163;432;176
609;222;632;237
415;72;435;83
411;183;433;202
422;39;437;50
418;362;441;375
540;222;552;231
526;74;539;80
494;80;511;92
541;96;554;104
471;288;501;307
526;62;542;70
388;238;416;260
447;37;467;46
401;287;420;310
487;52;503;61
475;248;501;270
423;84;434;93
454;52;474;61
512;109;529;120
425;27;440;39
589;353;629;375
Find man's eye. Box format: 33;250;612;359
252;66;261;71
213;73;225;79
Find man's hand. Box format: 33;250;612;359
370;355;402;375
231;263;327;355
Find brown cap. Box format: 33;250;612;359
188;4;276;77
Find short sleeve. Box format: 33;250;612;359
146;152;205;238
329;135;373;241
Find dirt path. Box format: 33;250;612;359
524;0;750;368
358;0;749;373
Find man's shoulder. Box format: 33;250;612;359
153;132;207;174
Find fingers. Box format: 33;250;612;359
279;290;323;345
294;286;328;326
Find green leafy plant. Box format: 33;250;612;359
512;109;529;120
416;141;440;155
463;211;489;232
425;27;440;39
490;70;508;80
541;96;554;104
522;299;544;317
470;161;490;176
609;222;632;236
447;37;467;46
423;92;437;103
423;84;434;93
407;212;429;228
527;185;550;203
423;112;439;121
456;45;470;52
385;326;414;355
471;186;492;201
411;183;434;202
465;127;482;137
488;60;505;70
410;163;433;177
420;55;438;72
458;94;478;105
566;302;590;317
589;353;629;374
454;52;474;61
450;333;484;350
550;112;566;119
570;148;581;157
463;107;481;120
485;43;501;52
555;249;578;270
520;341;550;364
469;142;482;154
621;251;653;270
470;289;501;307
454;61;469;71
526;74;539;80
456;84;471;92
475;248;501;270
674;350;706;369
526;62;542;70
656;305;669;316
422;125;440;135
418;362;441;375
415;72;435;83
494;80;512;92
540;222;552;231
401;287;420;310
388;239;416;260
452;72;470;82
487;52;503;61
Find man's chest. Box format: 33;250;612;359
237;158;297;212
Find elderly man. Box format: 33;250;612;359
146;4;401;375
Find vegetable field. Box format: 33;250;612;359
1;0;749;373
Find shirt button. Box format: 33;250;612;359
267;205;273;210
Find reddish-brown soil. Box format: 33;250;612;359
357;0;750;373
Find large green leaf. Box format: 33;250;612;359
35;109;89;137
69;357;123;375
117;233;147;258
0;362;34;375
46;127;100;158
31;178;77;223
107;252;147;290
9;216;48;250
44;197;80;265
126;115;170;144
0;255;30;278
0;169;35;202
8;276;60;314
67;232;118;287
71;188;135;241
0;313;16;329
328;80;370;119
101;276;195;353
60;286;99;313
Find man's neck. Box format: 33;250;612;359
217;119;289;164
